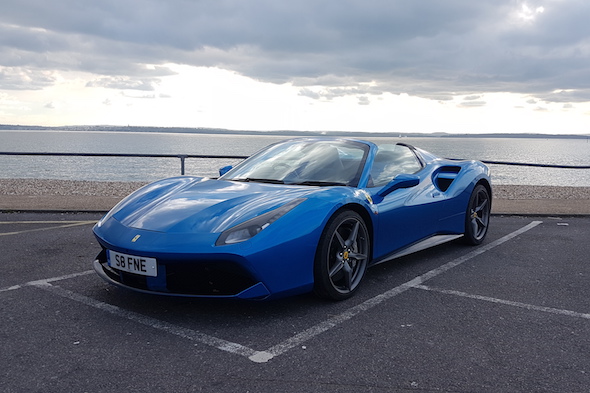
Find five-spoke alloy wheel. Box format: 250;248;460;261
314;210;370;300
464;184;491;245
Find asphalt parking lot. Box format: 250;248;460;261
1;211;590;392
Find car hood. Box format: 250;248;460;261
111;177;315;233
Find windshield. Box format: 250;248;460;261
221;139;370;187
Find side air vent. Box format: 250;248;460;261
433;166;461;192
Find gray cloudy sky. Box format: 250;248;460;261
1;0;589;133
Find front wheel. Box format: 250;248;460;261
464;184;491;245
314;210;370;300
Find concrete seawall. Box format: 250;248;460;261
1;179;589;215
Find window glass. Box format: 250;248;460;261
369;144;422;187
222;139;369;187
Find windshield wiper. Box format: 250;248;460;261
291;180;347;186
233;178;285;184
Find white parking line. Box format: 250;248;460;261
31;281;268;361
261;220;543;361
415;285;590;320
0;270;94;293
2;220;544;363
0;220;96;236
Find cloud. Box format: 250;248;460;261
298;88;321;100
0;66;55;90
86;77;158;91
458;100;487;108
120;91;156;99
1;0;590;105
357;96;370;106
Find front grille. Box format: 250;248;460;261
165;261;257;295
96;249;258;296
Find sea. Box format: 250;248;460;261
1;130;589;187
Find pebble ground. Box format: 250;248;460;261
1;178;589;200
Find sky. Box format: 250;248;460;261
1;0;589;135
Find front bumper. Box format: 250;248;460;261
93;250;272;299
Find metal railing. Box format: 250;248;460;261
0;152;249;175
0;152;588;175
447;158;590;169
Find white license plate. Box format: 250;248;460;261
107;250;157;277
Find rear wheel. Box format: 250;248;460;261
464;184;491;245
314;210;370;300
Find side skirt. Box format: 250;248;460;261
371;234;464;266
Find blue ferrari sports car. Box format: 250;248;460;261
93;137;491;300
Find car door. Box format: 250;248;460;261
367;145;446;260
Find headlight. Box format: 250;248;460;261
216;199;305;246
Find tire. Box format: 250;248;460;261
314;210;370;300
463;184;491;245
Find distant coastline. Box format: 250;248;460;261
1;124;589;139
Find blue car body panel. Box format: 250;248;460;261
93;137;491;299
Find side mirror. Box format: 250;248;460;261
374;174;419;202
219;165;233;176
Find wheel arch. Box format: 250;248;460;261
476;178;492;210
